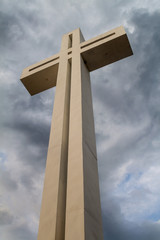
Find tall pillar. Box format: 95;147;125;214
37;34;71;240
65;29;103;240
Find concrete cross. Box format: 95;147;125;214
21;26;133;240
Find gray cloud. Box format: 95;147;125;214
1;1;160;239
0;169;18;192
103;209;160;240
6;223;37;240
0;209;13;225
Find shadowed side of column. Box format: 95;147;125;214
37;34;71;240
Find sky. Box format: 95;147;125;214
0;0;160;239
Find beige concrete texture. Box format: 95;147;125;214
20;26;133;240
80;26;133;71
20;26;132;95
37;34;71;240
21;53;59;95
65;29;103;240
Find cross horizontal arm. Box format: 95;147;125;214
20;26;133;95
20;53;59;95
80;26;133;72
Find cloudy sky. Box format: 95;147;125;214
0;0;160;239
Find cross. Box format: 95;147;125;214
21;26;133;240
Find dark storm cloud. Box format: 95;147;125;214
9;224;36;240
0;209;14;225
130;10;160;100
6;105;50;148
0;2;43;45
0;1;60;75
102;203;160;240
0;11;18;46
0;9;30;54
93;79;145;125
20;173;34;189
4;90;54;168
0;168;18;191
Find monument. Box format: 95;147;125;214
20;26;133;240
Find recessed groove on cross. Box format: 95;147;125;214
29;56;60;72
20;26;133;240
80;32;116;49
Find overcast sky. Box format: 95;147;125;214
0;0;160;239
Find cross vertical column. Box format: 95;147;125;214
65;29;103;240
37;34;71;240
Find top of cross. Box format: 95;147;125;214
20;26;133;95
